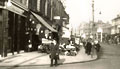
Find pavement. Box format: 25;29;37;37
0;46;97;67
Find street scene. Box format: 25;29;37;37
0;0;120;69
0;43;119;69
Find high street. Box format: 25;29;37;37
0;0;120;69
0;45;97;68
0;43;120;69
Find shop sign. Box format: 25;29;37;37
53;16;60;20
62;27;70;38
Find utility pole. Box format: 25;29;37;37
92;0;94;35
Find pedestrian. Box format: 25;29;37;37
116;36;119;45
85;38;92;55
94;40;101;52
49;40;59;67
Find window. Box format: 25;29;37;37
37;0;41;12
45;0;48;16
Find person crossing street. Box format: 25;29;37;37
49;40;59;67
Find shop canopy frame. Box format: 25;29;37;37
31;11;57;32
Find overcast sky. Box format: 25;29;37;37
64;0;120;28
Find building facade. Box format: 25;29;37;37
112;16;120;34
0;0;28;57
78;21;111;40
0;0;69;57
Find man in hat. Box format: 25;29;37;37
49;40;59;67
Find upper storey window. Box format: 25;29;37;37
12;0;28;7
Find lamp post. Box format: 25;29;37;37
53;16;61;43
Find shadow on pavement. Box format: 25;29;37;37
0;55;21;62
6;54;47;69
58;58;65;64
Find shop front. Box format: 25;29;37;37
0;1;28;57
26;11;58;52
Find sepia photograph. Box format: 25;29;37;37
0;0;120;69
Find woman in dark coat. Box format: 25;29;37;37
85;38;92;55
50;40;59;67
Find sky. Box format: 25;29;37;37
64;0;120;28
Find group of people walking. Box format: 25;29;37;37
49;38;101;67
82;38;101;56
104;35;120;45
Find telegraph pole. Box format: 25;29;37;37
91;0;95;58
92;0;94;35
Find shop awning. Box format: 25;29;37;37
31;12;57;32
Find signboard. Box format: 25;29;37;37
42;38;52;44
53;16;60;20
62;27;70;38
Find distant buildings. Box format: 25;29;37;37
73;21;112;40
111;15;120;34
